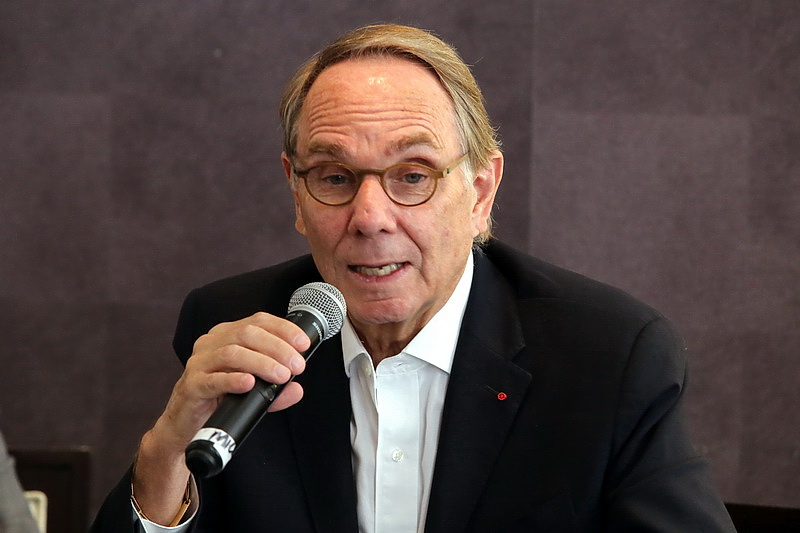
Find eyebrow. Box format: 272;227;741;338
388;133;442;154
304;133;442;162
305;141;346;160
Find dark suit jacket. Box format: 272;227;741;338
91;241;735;532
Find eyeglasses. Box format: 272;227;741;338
292;154;469;207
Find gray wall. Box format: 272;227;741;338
1;0;798;519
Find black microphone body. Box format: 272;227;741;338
185;283;345;478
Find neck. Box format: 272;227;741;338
352;321;420;366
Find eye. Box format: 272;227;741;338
391;164;433;185
312;165;356;187
323;173;351;186
401;171;428;185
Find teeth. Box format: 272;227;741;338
355;263;403;277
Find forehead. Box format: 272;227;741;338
296;57;459;157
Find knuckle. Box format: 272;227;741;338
206;321;228;335
205;373;224;395
193;332;213;351
215;344;241;366
237;323;264;344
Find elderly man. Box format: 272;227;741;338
91;24;735;532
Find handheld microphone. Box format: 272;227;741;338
184;282;346;478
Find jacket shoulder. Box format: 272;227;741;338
172;255;321;361
482;240;663;326
191;254;319;305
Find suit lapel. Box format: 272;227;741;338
288;338;359;532
425;252;532;533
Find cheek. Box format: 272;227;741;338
295;197;337;239
441;191;478;240
296;202;344;244
415;202;473;261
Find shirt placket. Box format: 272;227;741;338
374;358;420;533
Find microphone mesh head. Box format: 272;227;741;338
287;282;346;341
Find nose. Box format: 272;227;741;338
347;175;397;236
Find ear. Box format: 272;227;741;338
282;152;307;236
470;150;504;237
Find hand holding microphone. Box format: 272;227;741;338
185;282;346;478
130;282;345;523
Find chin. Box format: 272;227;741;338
349;300;419;327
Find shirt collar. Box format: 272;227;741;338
342;253;474;376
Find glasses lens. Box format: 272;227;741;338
305;164;358;205
384;164;436;205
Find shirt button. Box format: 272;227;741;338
391;449;404;462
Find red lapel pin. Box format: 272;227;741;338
484;385;508;401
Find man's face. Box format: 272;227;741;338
283;57;501;346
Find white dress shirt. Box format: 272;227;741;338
343;254;473;533
135;255;474;533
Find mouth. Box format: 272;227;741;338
349;262;407;277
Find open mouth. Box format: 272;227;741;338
350;262;406;277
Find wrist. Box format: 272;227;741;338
131;476;192;527
131;427;192;525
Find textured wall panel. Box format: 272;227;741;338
1;0;797;520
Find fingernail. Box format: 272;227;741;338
290;355;306;374
295;334;310;349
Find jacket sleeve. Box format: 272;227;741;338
603;317;735;532
88;467;143;533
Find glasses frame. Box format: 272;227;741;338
292;153;469;207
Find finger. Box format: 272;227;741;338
249;312;313;353
207;312;312;355
234;314;310;375
197;316;310;378
267;381;304;412
188;337;296;388
196;369;256;399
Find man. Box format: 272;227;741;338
92;24;735;532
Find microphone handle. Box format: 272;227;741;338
185;310;323;478
205;378;284;448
